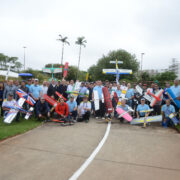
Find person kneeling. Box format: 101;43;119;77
36;97;50;121
55;98;70;125
78;96;91;123
67;96;77;123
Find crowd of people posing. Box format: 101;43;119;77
0;78;180;127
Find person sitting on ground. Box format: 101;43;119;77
136;98;150;118
78;96;91;122
36;96;50;121
118;99;130;123
161;99;177;128
67;96;77;122
55;98;70;125
2;93;20;122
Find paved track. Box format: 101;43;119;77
0;120;180;180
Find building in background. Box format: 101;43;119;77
168;58;180;80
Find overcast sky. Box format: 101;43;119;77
0;0;180;71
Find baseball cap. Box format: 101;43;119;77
141;98;145;101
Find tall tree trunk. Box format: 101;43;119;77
61;43;64;65
76;45;82;80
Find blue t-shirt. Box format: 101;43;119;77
161;104;175;118
137;104;150;117
93;86;103;99
170;85;180;97
29;85;42;99
125;88;134;99
119;104;129;111
115;89;121;97
67;100;77;112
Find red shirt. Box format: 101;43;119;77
55;102;69;117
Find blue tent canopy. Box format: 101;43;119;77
19;73;33;77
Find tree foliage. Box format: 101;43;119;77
0;53;22;72
88;49;139;81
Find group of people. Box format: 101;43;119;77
0;78;180;128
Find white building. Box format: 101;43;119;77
168;59;180;80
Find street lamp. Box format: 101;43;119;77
23;46;27;70
141;53;145;81
141;53;145;72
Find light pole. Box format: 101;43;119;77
141;53;145;81
23;46;26;70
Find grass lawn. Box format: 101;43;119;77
0;116;42;141
175;124;180;132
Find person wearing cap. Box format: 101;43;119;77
161;99;176;128
29;79;42;101
2;93;17;120
26;79;32;90
55;98;70;125
78;96;91;122
136;98;150;118
36;97;50;121
67;96;77;122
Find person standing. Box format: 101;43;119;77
77;82;88;105
125;83;134;108
47;79;57;98
3;80;16;100
41;81;48;96
67;80;74;92
29;79;42;102
93;80;105;119
0;82;4;117
57;79;67;99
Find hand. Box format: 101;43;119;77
39;114;42;118
48;112;50;117
176;97;180;100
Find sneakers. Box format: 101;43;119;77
61;123;68;126
73;120;77;123
69;121;74;125
102;117;105;120
96;117;99;119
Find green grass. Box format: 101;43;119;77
0;116;42;141
175;124;180;132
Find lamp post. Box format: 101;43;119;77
23;46;26;70
141;53;145;81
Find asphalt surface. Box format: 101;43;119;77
0;119;180;180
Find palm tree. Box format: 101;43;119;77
57;34;70;65
75;36;87;79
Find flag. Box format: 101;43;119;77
86;73;89;81
115;59;120;84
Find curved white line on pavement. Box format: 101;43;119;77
69;121;111;180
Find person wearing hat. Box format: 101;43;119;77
67;96;77;122
2;93;18;121
36;96;50;121
136;98;150;118
29;79;42;101
78;96;91;122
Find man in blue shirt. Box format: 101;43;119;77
29;79;42;101
136;98;150;118
161;99;176;128
170;79;180;115
125;83;134;108
67;96;77;122
77;82;88;105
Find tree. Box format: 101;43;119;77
154;71;177;82
88;49;139;81
57;34;70;65
75;36;87;79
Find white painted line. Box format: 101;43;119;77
69;121;111;180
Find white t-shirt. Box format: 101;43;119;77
67;84;74;92
2;99;16;107
120;85;127;91
41;85;48;96
78;101;91;115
